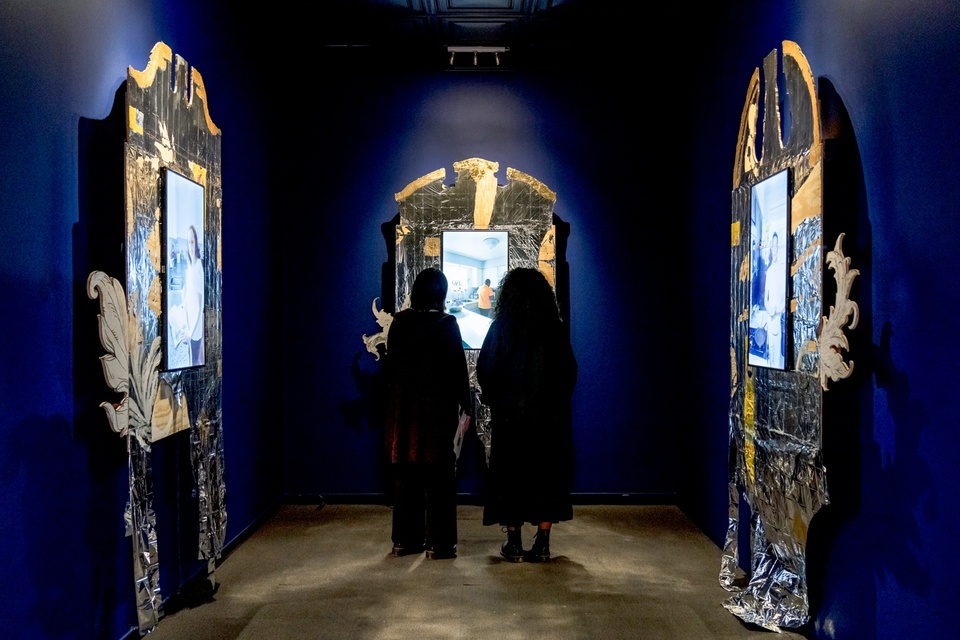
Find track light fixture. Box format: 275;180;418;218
447;46;508;67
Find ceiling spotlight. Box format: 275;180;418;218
446;46;509;67
483;237;500;250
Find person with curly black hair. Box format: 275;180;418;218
477;267;577;562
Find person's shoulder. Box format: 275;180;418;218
390;308;417;328
439;312;459;327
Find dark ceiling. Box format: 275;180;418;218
306;0;611;70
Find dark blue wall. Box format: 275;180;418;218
280;63;685;500
681;2;960;638
0;3;282;639
2;1;959;639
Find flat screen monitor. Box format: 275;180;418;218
748;169;790;370
162;168;206;370
441;229;509;349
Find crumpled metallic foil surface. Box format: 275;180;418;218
94;42;227;634
391;159;557;459
722;42;830;632
191;406;227;557
126;433;161;628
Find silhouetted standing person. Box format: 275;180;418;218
384;268;472;559
477;268;578;562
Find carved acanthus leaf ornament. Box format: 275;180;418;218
819;233;859;390
87;270;162;450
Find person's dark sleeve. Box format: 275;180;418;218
384;312;405;383
476;321;499;407
554;322;578;399
441;315;472;415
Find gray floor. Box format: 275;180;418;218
146;504;808;640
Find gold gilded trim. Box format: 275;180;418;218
730;344;738;398
189;162;207;186
507;167;557;203
466;159;499;229
129;42;172;89
216;198;223;272
454;157;499;182
782;41;821;168
147;215;161;273
395;168;446;202
147;273;162;319
538;225;557;288
128;106;144;135
733;68;760;189
190;68;221;136
739;252;750;282
744;366;756;485
791;163;821;232
791;238;821;278
538;225;556;262
451;159;501;229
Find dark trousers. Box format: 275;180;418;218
391;461;457;552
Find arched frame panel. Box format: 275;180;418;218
722;41;857;631
364;158;564;459
88;42;226;635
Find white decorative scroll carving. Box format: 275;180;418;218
819;233;859;390
86;270;162;450
87;271;130;437
88;269;164;629
362;297;394;360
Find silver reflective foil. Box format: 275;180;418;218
723;42;831;631
129;438;161;632
391;159;557;458
110;43;226;634
191;408;227;558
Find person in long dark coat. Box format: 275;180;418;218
384;267;472;559
477;267;578;562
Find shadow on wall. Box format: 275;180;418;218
803;74;875;639
344;323;489;499
809;319;936;637
69;81;135;637
342;350;388;436
871;321;936;592
805;78;934;638
338;213;399;448
7;414;128;638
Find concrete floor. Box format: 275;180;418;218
145;504;809;640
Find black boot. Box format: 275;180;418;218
524;528;551;562
500;527;525;562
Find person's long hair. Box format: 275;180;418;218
491;268;562;354
188;225;200;263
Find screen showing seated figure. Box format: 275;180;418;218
441;229;509;349
163;168;206;370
